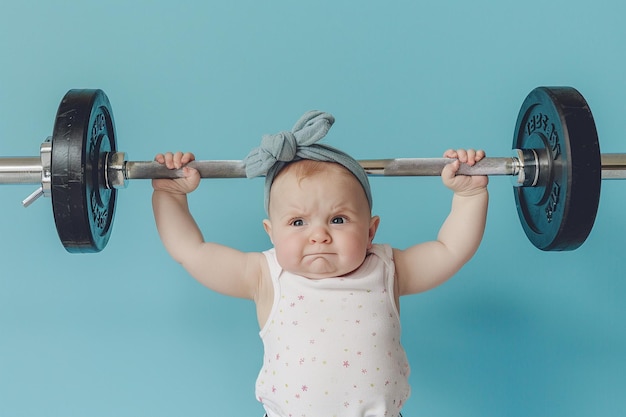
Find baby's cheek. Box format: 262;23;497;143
274;245;298;271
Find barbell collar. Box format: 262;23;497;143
513;148;539;187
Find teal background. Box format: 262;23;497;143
1;1;625;416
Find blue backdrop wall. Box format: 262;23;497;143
1;1;625;416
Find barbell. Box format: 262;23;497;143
1;87;624;253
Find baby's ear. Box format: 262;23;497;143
368;215;381;246
263;219;274;244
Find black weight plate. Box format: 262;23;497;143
513;87;601;251
51;89;117;253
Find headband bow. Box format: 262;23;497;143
243;111;373;213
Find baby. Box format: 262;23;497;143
152;111;488;417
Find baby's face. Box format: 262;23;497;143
263;162;379;279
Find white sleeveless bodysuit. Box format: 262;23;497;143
256;244;410;417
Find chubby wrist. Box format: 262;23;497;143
153;188;189;198
453;187;488;198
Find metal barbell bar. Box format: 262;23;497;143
0;86;622;252
117;152;626;182
4;152;626;188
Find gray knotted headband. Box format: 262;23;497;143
243;110;372;213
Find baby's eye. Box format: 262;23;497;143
331;216;347;224
291;219;305;227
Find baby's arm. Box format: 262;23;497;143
394;149;489;296
152;152;266;300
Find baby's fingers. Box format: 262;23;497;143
443;148;486;166
443;148;458;160
154;151;196;169
466;149;487;165
180;152;195;166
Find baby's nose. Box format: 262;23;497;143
309;225;331;243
